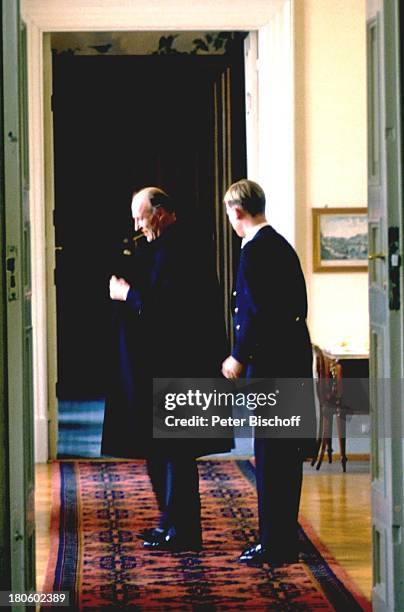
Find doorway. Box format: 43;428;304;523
51;37;247;456
21;1;295;464
20;0;297;592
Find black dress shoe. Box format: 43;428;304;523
136;527;166;542
238;543;266;563
143;532;202;552
239;544;298;566
238;543;262;561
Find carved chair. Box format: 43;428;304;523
312;344;347;472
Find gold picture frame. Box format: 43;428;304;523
312;208;368;272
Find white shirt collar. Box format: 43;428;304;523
241;222;269;248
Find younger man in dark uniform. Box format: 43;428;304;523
222;179;315;566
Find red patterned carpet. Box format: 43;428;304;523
43;460;371;610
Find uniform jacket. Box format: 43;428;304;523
102;221;232;458
231;225;316;456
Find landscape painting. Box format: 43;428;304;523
312;208;368;272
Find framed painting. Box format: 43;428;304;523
312;208;368;272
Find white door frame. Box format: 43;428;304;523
20;0;295;461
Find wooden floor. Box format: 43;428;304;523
35;461;372;600
35;462;53;590
300;468;372;598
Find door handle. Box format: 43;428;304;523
388;227;400;310
6;246;18;302
368;252;386;260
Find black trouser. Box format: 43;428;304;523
254;438;303;558
146;456;201;543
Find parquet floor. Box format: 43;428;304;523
35;460;372;600
300;468;371;598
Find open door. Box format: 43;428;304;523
49;39;246;456
1;0;35;593
367;0;403;609
212;46;246;345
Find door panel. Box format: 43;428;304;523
367;1;403;609
212;63;245;344
52;51;246;400
2;0;35;593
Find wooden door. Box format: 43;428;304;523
367;1;403;609
52;50;246;400
2;0;35;593
211;58;246;345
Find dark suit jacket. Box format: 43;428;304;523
102;221;232;458
231;225;316;455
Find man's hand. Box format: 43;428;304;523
222;355;244;380
109;275;130;301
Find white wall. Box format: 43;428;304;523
295;0;368;351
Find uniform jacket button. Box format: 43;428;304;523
233;290;237;296
236;324;241;330
234;307;239;313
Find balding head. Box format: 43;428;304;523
131;186;176;242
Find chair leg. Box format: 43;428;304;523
335;409;347;472
315;412;332;470
326;440;333;463
315;438;327;470
311;404;324;467
324;410;333;464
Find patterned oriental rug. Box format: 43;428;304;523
43;460;371;610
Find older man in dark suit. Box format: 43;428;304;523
103;187;230;552
222;179;316;566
